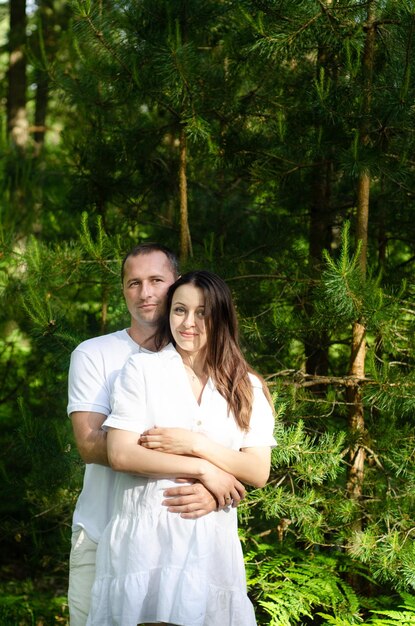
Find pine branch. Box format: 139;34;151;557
266;370;415;390
74;2;133;78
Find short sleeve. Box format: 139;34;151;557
241;378;277;449
103;355;148;433
67;349;110;416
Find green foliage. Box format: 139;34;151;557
245;540;361;625
271;418;345;484
317;592;415;626
1;0;415;617
315;222;383;329
0;580;68;625
0;216;125;580
368;593;415;625
348;529;415;593
250;418;346;545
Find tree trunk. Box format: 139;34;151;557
305;157;332;381
7;0;28;150
101;283;109;335
346;2;376;536
179;127;192;263
33;0;54;154
34;72;49;155
305;44;334;384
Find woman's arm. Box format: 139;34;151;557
139;428;270;488
107;428;245;507
139;381;275;489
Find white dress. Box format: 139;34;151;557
86;344;276;626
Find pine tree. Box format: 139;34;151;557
230;0;415;602
1;0;415;620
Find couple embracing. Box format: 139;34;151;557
67;243;276;626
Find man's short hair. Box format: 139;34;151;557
121;243;179;283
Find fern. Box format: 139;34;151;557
245;542;362;625
369;614;415;625
368;594;415;625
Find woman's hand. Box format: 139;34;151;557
198;461;246;508
139;427;204;456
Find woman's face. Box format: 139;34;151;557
169;284;207;357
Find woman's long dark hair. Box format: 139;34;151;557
155;270;273;431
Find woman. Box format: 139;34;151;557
86;271;276;626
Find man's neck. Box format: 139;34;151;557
127;325;157;352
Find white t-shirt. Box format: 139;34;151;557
67;329;144;542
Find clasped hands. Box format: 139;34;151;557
139;427;245;511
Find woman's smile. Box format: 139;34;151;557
169;284;207;357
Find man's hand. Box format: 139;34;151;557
163;475;246;519
162;481;217;519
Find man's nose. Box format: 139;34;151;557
140;281;151;298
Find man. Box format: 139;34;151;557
67;243;246;625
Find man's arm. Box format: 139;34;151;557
70;411;109;465
70;411;244;517
107;428;245;508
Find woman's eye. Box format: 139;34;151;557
174;307;185;314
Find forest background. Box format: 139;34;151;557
1;1;415;624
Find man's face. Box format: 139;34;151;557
123;251;176;329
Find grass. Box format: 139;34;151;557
0;578;69;625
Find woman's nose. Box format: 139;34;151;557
183;313;195;327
